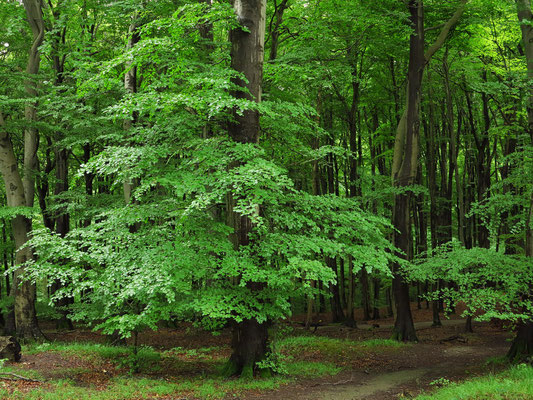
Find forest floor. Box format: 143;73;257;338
0;304;517;399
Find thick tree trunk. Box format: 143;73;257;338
226;319;269;378
507;1;533;360
508;321;533;361
228;0;265;144
390;0;467;341
360;268;371;321
391;193;418;341
327;256;345;323
226;0;267;377
0;0;45;341
390;1;424;342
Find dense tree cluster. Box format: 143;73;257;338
0;0;532;376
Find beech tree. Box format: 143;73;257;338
0;0;532;372
0;0;45;340
391;0;468;341
225;0;269;376
507;0;533;360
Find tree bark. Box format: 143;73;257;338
372;278;381;320
225;0;267;377
516;0;533;143
327;256;344;323
507;0;533;360
390;0;425;342
345;257;356;327
390;0;467;342
0;0;46;341
268;0;288;61
360;268;371;321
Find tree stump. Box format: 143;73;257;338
0;336;21;362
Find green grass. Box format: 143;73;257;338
416;364;533;400
24;341;161;372
286;361;342;377
25;342;125;357
0;373;293;400
279;335;406;356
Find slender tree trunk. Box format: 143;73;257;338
386;287;394;317
345;257;356;327
372;278;381;320
342;58;361;328
36;140;54;231
46;10;73;329
123;16;140;205
51;147;73;330
268;0;288;61
305;135;320;329
327;256;344;323
198;0;214;48
338;257;346;310
476;71;492;250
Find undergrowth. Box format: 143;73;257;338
416;364;533;400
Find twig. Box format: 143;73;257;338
0;372;43;383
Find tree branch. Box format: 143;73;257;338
425;0;469;62
0;372;42;383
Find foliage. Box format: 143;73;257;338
409;240;533;322
1;0;533;378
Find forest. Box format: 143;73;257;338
0;0;532;398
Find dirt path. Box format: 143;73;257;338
258;321;510;400
316;369;429;400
